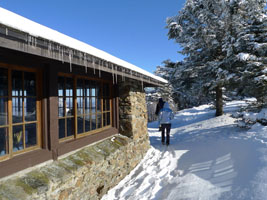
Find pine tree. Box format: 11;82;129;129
166;0;267;114
223;0;267;106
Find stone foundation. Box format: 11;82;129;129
0;79;150;200
0;134;149;200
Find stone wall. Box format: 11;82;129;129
119;80;150;146
0;79;150;200
0;135;148;200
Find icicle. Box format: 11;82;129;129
34;37;37;47
98;59;101;78
69;50;73;72
48;42;51;56
28;35;32;45
122;68;125;82
61;47;64;63
141;79;144;91
84;53;88;73
111;63;115;84
5;28;8;35
57;44;60;59
115;65;118;84
92;57;96;74
79;52;82;65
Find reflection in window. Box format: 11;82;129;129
11;70;38;153
58;76;111;141
0;68;39;158
0;128;8;156
25;98;36;122
24;72;36;97
0;98;8;126
58;119;65;139
58;77;74;139
0;68;8;97
91;114;96;130
13;125;23;152
0;68;8;155
25;123;37;148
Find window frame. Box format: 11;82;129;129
58;73;112;142
0;63;42;161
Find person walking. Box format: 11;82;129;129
155;98;165;116
155;98;165;131
159;102;174;146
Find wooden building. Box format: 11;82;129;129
0;7;166;180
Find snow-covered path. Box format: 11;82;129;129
102;101;267;200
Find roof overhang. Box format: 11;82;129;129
0;8;167;87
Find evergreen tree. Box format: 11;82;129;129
223;0;267;106
166;0;267;114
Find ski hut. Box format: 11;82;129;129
0;7;167;198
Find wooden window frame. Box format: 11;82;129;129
0;63;42;161
58;73;112;142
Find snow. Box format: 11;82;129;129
102;100;267;200
0;7;167;84
237;53;256;61
242;108;267;123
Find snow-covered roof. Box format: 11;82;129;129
0;7;167;84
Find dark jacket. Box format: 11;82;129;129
155;98;164;116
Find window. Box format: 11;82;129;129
0;66;41;160
0;68;8;158
58;77;75;139
58;75;111;141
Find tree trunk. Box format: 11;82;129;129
215;85;223;116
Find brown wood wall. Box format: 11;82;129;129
0;47;119;178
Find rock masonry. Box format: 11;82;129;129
0;80;150;200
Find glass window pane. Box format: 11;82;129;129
13;125;23;152
96;85;101;97
12;71;23;96
25;123;37;148
103;99;106;112
97;98;101;113
66;97;73;116
107;112;111;126
91;97;96;113
91;114;96;130
0;98;8;126
85;115;91;132
58;119;65;139
91;81;96;96
103;99;110;112
85;80;90;97
103;112;106;127
67;118;74;137
12;97;23;123
77;97;83;115
107;99;110;111
25;98;36;122
77;79;83;97
77;116;84;134
0;68;8;96
97;113;102;129
58;97;65;117
24;72;36;97
66;78;73;97
58;77;65;97
0;127;8;156
84;97;90;114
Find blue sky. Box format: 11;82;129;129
0;0;186;73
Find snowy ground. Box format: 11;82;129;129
102;101;267;200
